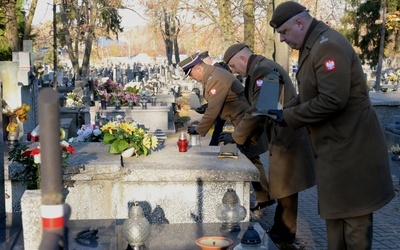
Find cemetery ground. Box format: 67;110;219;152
1;90;400;249
188;106;400;250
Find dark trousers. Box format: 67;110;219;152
326;213;373;250
269;193;298;243
209;116;225;146
249;156;270;203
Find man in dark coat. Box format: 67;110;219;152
178;53;273;212
223;43;316;245
268;2;395;249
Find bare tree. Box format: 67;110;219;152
144;0;181;65
243;0;255;50
23;0;39;40
1;0;38;56
4;0;19;52
58;0;123;78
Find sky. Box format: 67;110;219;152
32;0;147;29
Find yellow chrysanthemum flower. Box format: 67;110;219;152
23;103;31;112
6;121;18;133
101;122;116;134
14;104;30;118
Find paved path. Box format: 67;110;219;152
189;90;400;249
369;90;400;105
255;153;400;250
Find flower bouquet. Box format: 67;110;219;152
101;121;158;156
8;126;75;189
69;124;103;142
65;92;84;108
6;103;30;134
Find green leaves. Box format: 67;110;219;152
103;132;129;154
103;133;116;144
109;139;129;154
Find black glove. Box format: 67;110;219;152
187;126;198;135
195;104;208;114
218;132;235;145
267;109;287;127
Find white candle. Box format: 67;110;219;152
199;238;231;246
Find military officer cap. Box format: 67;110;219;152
270;1;307;29
223;43;248;63
198;51;210;59
178;53;201;78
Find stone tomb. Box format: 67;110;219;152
90;104;175;134
16;142;259;249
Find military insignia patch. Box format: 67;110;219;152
324;59;336;72
210;88;217;95
256;78;263;87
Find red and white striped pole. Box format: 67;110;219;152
38;88;68;249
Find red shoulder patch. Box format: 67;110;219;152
324;59;336;72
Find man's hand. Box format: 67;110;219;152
218;132;235;145
267;109;287;127
187;126;198;135
195;104;208;114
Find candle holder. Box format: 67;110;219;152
216;188;247;232
177;131;188;152
115;99;121;110
195;236;234;250
150;93;157;106
233;225;267;250
140;95;148;110
128;100;134;109
122;202;151;249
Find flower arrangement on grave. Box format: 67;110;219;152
110;83;125;106
68;124;103;142
97;89;111;102
101;121;158;156
124;82;142;94
8;126;75;189
144;81;155;92
95;78;119;101
65;92;84;108
5;103;30;140
123;83;141;106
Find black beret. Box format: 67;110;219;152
178;53;201;78
270;1;307;29
223;43;248;63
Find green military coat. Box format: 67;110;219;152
236;55;316;199
283;21;395;219
195;65;268;158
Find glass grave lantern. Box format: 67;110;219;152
216;188;247;232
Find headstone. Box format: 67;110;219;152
189;92;201;109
